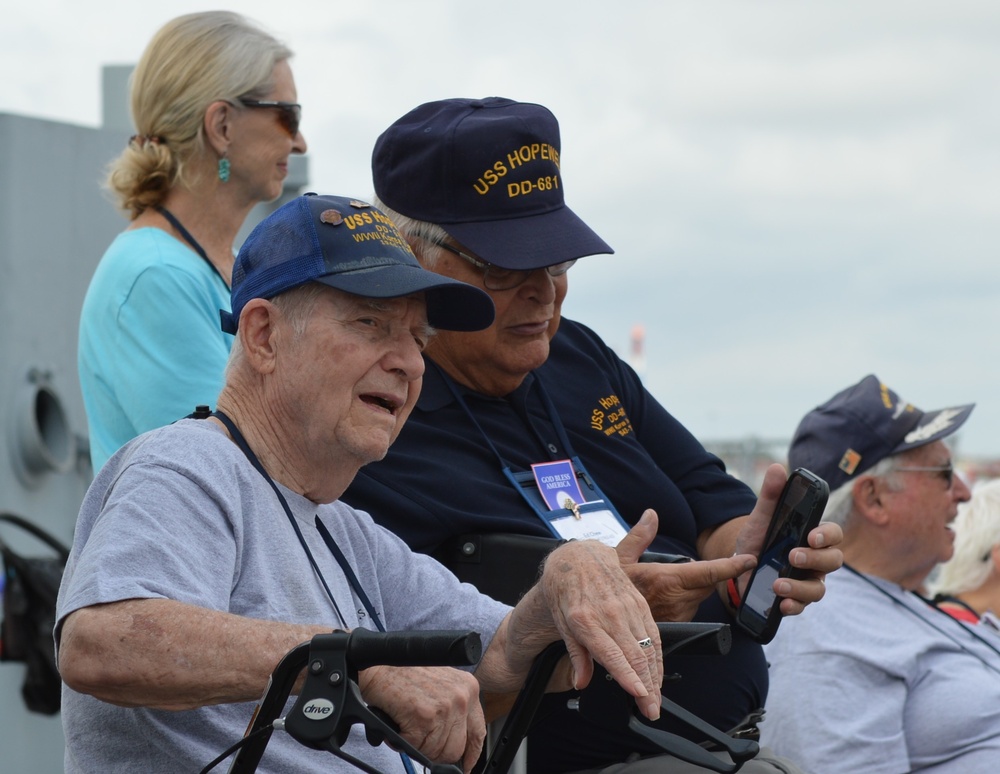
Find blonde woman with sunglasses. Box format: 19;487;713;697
79;11;307;472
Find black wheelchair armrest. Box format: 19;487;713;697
435;533;693;607
478;621;757;774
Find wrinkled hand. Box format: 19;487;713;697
359;665;484;773
734;463;844;616
617;510;757;622
539;540;663;721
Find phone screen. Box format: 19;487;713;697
737;469;828;642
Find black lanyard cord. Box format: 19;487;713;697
843;564;1000;676
435;361;578;468
315;517;385;632
212;410;349;628
210;411;412;774
155;205;229;287
434;362;626;537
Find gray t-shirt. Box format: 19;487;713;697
57;418;510;773
761;565;1000;773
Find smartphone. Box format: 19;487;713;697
736;467;829;643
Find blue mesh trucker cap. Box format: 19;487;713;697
788;374;974;492
372;97;613;271
220;194;495;334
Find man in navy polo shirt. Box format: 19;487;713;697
343;98;843;773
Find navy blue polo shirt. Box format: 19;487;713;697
345;318;767;773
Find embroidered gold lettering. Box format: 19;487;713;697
476;146;558;196
591;395;633;438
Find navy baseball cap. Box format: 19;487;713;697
372;97;613;270
788;374;974;491
220;194;495;334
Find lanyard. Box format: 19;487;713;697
843;564;1000;670
212;410;386;629
433;362;626;530
212;411;415;774
212;410;352;627
155;205;229;287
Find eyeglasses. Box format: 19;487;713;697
237;99;302;138
890;464;955;487
429;239;576;291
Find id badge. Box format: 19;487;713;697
531;460;628;547
548;502;629;547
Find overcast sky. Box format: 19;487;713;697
4;0;1000;457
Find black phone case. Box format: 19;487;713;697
735;468;829;643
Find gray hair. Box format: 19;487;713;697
106;11;292;218
926;478;1000;598
224;283;326;376
371;195;450;268
223;284;428;377
821;456;905;528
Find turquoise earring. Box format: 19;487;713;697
218;155;230;183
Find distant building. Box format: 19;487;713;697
704;437;788;492
0;65;307;773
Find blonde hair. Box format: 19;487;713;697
927;478;1000;598
106;11;292;218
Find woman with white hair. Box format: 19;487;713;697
928;477;1000;628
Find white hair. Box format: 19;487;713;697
222;284;427;378
370;194;451;268
224;283;326;376
927;478;1000;598
820;456;905;529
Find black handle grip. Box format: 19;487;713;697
657;622;731;656
347;629;483;671
639;551;693;564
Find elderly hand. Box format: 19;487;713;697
359;664;485;773
733;463;844;616
617;510;757;622
538;539;664;721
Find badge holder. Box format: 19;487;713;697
504;457;632;547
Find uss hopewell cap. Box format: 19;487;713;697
372;97;613;271
788;374;974;491
220;193;495;334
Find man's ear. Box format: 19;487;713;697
238;299;280;374
853;475;891;527
203;100;232;157
989;544;1000;574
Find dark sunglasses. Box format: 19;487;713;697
237;99;302;138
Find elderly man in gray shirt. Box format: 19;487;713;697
762;375;1000;773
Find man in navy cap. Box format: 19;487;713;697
55;194;673;773
761;375;1000;773
344;98;843;773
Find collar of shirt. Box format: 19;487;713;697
416;356;537;411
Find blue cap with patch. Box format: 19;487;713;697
372;97;613;271
788;374;974;491
220;193;495;334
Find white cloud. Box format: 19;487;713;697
5;0;1000;456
